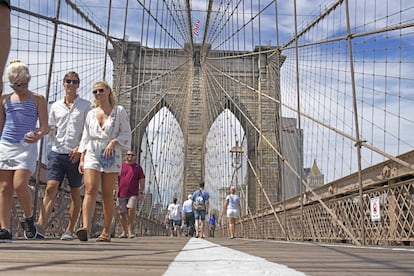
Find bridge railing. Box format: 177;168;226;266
218;152;414;246
10;164;165;239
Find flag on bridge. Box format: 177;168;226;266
193;19;200;36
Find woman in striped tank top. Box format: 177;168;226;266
0;60;48;241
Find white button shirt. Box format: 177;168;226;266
49;97;91;154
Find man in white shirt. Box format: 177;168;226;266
182;194;194;237
37;71;90;240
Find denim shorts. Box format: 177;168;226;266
47;151;82;188
194;209;206;221
169;219;182;228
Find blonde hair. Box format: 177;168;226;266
92;80;118;108
7;59;31;84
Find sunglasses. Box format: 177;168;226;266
126;153;135;156
92;88;105;94
64;79;79;84
11;82;28;88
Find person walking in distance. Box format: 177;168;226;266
209;214;216;237
76;81;131;242
0;60;48;241
181;194;194;237
224;186;241;239
116;150;145;238
37;71;90;240
166;197;182;237
191;181;209;238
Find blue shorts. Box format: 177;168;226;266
169;219;182;228
194;210;206;221
47;151;82;188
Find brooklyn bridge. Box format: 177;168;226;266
2;0;414;275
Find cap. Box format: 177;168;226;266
188;194;192;199
199;181;205;187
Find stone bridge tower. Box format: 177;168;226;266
109;42;285;211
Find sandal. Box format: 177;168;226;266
96;233;111;242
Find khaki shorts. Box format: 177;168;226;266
118;196;138;214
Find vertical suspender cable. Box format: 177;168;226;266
293;0;304;241
33;0;62;220
344;0;365;245
103;0;112;80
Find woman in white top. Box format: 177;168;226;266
76;80;131;242
224;186;241;239
167;197;182;237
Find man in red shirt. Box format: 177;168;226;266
116;150;145;238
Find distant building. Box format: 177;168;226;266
306;159;324;190
281;117;302;199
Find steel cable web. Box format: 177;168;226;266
5;0;414;243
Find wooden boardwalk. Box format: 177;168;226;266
0;236;413;275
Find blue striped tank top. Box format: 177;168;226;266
1;93;38;143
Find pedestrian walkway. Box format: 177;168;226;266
164;238;304;275
0;236;413;275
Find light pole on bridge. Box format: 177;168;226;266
230;140;245;214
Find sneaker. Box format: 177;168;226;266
20;216;37;239
128;233;135;239
36;224;45;239
76;228;88;242
61;231;74;241
117;233;128;238
0;229;12;242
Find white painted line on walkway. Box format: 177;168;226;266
164;238;306;276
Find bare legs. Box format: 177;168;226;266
119;207;136;237
38;180;81;233
194;218;206;238
66;187;81;233
119;212;128;236
228;217;236;238
0;169;33;229
38;180;60;228
81;169;117;237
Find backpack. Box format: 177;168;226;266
195;191;205;210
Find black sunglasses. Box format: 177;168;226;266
92;88;105;94
11;82;28;88
126;153;135;156
64;79;79;84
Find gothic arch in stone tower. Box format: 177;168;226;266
110;42;286;211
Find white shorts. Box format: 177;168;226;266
0;140;38;173
83;148;122;173
227;208;239;218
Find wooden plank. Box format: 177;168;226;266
215;239;414;275
1;237;413;275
